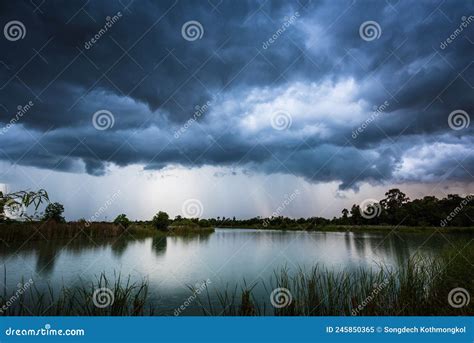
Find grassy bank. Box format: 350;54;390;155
0;222;214;242
167;225;214;236
309;224;474;234
2;242;473;316
220;224;474;234
2;221;471;243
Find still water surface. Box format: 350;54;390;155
0;228;460;314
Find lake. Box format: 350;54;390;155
0;228;464;315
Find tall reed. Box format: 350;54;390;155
0;272;151;316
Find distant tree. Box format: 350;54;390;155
198;218;210;228
43;202;65;222
380;189;410;210
349;204;362;225
152;211;169;231
114;214;131;228
446;194;463;202
342;208;349;218
340;208;350;224
296;217;306;224
380;189;410;224
330;189;474;228
0;192;5;221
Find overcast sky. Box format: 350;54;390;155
0;0;473;220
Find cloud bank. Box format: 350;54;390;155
0;0;472;190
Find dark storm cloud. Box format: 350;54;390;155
0;0;473;189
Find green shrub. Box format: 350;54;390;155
171;218;198;227
152;211;169;231
43;202;65;222
113;214;131;228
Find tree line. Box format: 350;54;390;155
1;188;473;228
172;189;473;228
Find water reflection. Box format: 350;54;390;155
151;236;167;256
0;228;466;314
35;241;58;275
0;236;158;277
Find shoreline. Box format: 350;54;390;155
216;225;474;234
1;222;473;243
0;222;214;243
